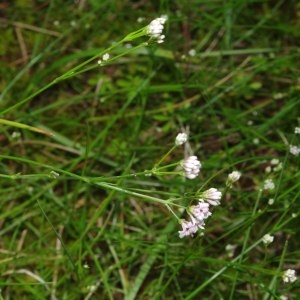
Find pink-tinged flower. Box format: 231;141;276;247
201;188;222;206
178;217;204;238
182;156;201;179
190;201;211;220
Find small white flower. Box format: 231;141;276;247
87;284;97;292
273;163;282;172
266;159;281;173
273;93;285;99
225;244;237;251
11;131;21;139
49;171;60;179
125;43;132;48
188;49;196;57
295;127;300;134
253;138;260;144
282;269;297;283
263;179;275;190
262;233;274;245
268;198;274;205
147;16;167;43
137;17;145;23
265;166;272;173
97;59;102;65
280;296;288;300
178;217;204;238
156;35;165;44
228;171;241;182
70;20;77;27
201;188;222;206
227;171;241;187
182;156;201;179
289;145;300;156
175;133;188;146
27;186;34;194
102;53;110;61
271;158;279;165
225;244;237;258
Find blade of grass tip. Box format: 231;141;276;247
37;124;118;167
125;220;176;300
36;199;79;281
0;118;54;136
229;189;263;300
262;240;290;300
185;238;263;300
0;17;73;104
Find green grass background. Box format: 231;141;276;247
0;0;299;299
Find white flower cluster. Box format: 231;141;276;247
175;132;188;146
188;49;196;57
182;156;201;179
171;133;238;238
226;171;241;187
225;244;237;258
97;53;110;65
265;158;282;173
201;188;222;206
49;170;60;179
263;178;275;190
282;269;297;283
147;16;167;43
289;145;300;156
288;126;300;156
179;188;222;238
262;233;274;245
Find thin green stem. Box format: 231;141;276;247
94;181;168;205
0;155;169;206
0;173;55;180
229;189;263;300
0;118;53;136
185;238;263;300
166;204;180;221
153;145;177;169
0;28;148;117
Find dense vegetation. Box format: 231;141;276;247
0;1;299;299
